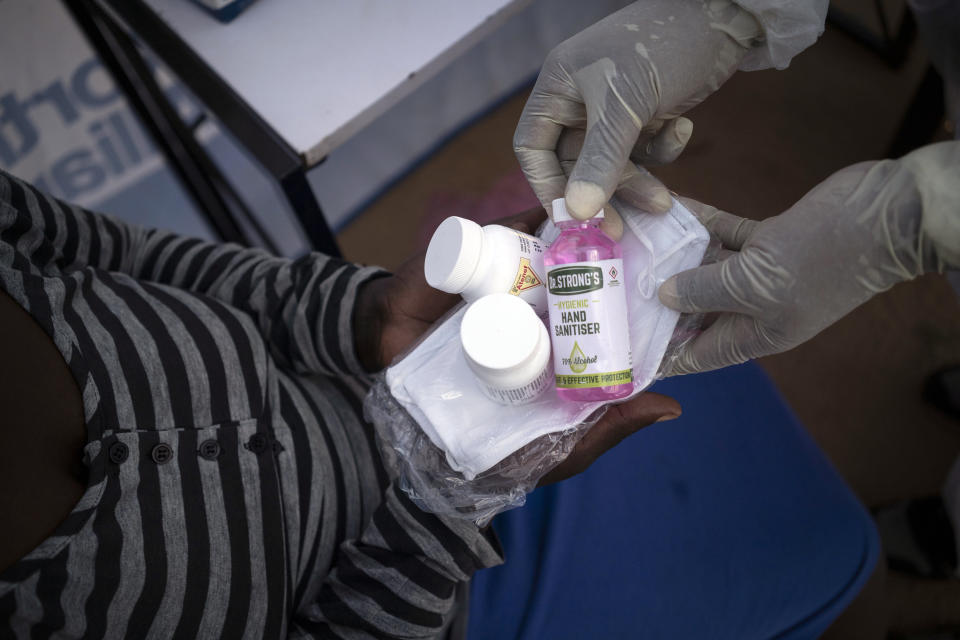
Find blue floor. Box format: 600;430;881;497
468;362;878;640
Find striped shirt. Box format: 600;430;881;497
0;169;502;639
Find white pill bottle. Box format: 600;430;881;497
460;294;552;405
424;216;547;316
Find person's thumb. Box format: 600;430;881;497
658;258;754;315
538;392;680;486
587;392;681;455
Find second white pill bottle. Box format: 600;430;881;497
424;216;547;316
460;293;552;405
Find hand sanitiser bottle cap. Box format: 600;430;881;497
424;216;485;293
551;198;605;223
461;293;551;394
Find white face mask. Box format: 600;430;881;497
384;198;709;480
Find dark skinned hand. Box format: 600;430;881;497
353;206;681;486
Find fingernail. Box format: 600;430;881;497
674;117;693;143
656;411;682;423
599;218;623;241
657;278;678;306
599;206;623;240
650;188;672;213
565;181;605;219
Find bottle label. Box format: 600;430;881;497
479;364;552;405
546;259;633;389
509;231;546;314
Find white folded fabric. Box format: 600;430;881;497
386;197;709;479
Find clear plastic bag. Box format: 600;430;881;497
363;198;710;526
657;235;724;377
366;379;602;525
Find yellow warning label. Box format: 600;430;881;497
509;258;543;296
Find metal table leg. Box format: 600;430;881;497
94;0;342;257
64;0;282;250
280;168;341;258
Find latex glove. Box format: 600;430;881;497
734;0;828;71
552;127;688;241
514;0;763;223
657;142;960;376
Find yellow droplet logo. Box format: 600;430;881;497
569;341;587;373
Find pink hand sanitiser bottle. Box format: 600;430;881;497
544;199;634;402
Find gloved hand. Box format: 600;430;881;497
514;0;763;225
551;127;684;241
657;143;960;375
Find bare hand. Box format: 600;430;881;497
538;392;681;485
353;207;550;371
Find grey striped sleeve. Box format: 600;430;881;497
294;483;503;639
0;168;504;639
0;169;386;378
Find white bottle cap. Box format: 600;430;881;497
460;293;550;389
551;198;604;223
424;216;485;293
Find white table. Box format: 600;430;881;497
145;0;531;167
90;0;530;253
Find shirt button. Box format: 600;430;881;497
246;433;268;454
198;439;221;460
151;443;173;465
108;442;129;464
